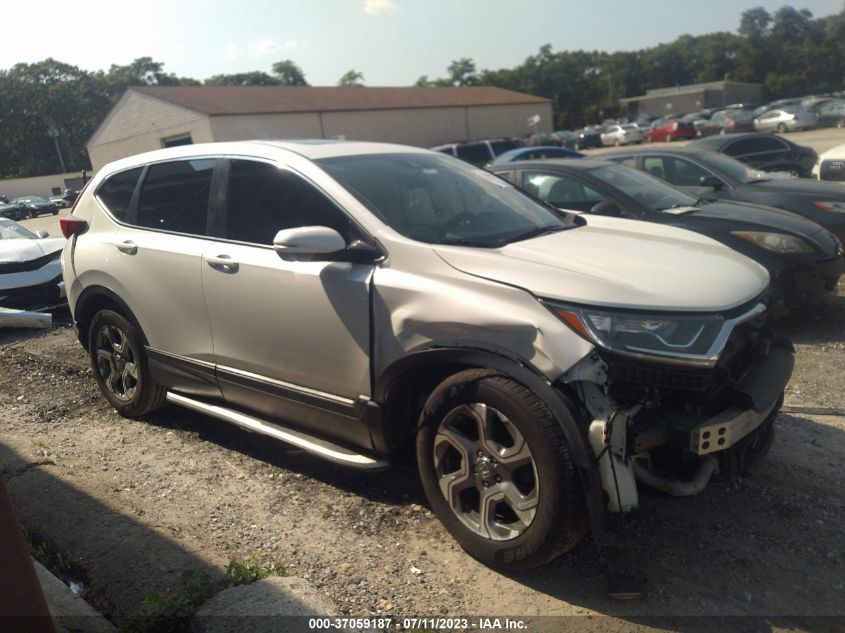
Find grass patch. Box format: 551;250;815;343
119;556;287;633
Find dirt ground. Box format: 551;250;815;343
1;285;844;633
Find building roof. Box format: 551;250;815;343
132;85;550;116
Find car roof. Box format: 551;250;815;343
99;139;433;174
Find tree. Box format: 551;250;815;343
205;72;281;86
447;58;477;86
338;70;365;87
271;60;308;86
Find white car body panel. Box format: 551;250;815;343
813;142;845;181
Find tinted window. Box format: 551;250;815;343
225;160;351;245
455;143;493;165
589;164;698;211
489;140;522;156
96;167;143;221
645;156;710;187
524;172;608;213
137;159;215;234
724;137;787;156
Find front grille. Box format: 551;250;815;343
820;159;845;181
0;276;63;310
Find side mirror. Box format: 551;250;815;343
273;226;346;261
36;230;49;238
699;175;724;190
590;201;624;217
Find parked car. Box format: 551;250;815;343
813;143;845;184
10;196;59;219
678;111;710;137
603;147;845;245
753;98;805;117
486;146;584;166
600;124;643;146
430;138;523;167
49;195;70;209
491;159;843;307
63;140;790;570
0;218;66;310
646;116;696;143
0;201;26;221
567;128;602;150
688;133;818;178
753;108;817;133
815;101;845;129
698;109;755;136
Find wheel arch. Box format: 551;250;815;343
372;347;607;540
73;286;148;351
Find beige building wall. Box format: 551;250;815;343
209;113;324;141
466;103;554;139
87;90;214;170
321;107;469;146
0;170;97;200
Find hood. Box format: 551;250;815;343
751;177;845;198
0;238;64;264
682;199;826;236
433;217;769;312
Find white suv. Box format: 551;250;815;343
61;141;792;570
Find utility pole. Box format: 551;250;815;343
46;121;67;173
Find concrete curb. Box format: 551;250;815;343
193;576;348;633
33;560;116;633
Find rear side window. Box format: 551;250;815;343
225;160;352;245
96;167;143;221
137;159;215;235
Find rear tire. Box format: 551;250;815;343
837;118;845;129
88;310;166;417
416;369;587;570
777;123;787;134
665;133;672;143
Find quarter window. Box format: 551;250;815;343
136;159;215;235
225;160;352;245
95;167;143;221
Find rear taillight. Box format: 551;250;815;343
60;216;88;239
726;119;735;127
672;121;679;130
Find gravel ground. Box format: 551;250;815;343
1;286;844;632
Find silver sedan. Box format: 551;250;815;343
754;108;818;133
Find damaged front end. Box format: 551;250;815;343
554;297;793;512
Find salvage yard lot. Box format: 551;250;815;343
0;288;844;631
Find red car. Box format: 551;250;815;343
647;117;696;143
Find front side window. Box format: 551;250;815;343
645;156;710;187
589;164;698;211
523;171;608;213
318;153;571;246
225;160;352;245
96;167;143;221
137;159;215;235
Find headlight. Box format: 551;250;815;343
548;303;727;363
814;201;845;213
731;231;815;254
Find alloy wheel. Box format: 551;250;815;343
94;324;139;402
433;402;539;541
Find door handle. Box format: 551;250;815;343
205;254;239;273
114;240;137;255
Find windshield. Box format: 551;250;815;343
0;220;36;240
695;152;771;183
317;153;572;247
589;164;699;211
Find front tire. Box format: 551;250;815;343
777;123;787;134
88;310;166;417
416;369;587;570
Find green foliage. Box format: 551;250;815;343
225;556;287;586
338;69;365;87
205;71;281;86
271;59;309;86
120;557;286;633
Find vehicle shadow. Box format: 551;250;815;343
776;293;845;345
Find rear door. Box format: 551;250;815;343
86;158;220;397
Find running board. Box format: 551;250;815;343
166;392;390;471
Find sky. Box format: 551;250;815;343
3;0;843;86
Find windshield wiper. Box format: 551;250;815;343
507;225;569;243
